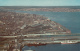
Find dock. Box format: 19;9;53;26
0;33;80;51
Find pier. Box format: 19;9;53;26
0;33;80;51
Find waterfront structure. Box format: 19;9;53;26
61;40;78;44
0;34;80;51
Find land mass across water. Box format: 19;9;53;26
1;6;80;12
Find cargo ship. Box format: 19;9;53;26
27;43;46;46
61;40;78;44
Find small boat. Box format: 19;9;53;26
24;48;35;51
61;40;78;44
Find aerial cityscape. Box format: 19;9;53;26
0;6;80;51
0;0;80;51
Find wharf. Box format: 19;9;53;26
0;33;80;51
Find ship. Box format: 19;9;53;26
24;50;34;51
24;48;35;51
27;43;46;46
61;40;78;44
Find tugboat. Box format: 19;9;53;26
61;40;78;44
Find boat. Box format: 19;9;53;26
27;43;46;46
24;48;35;51
61;40;78;44
24;49;34;51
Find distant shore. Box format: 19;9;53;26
1;6;80;12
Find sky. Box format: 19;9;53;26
0;0;80;6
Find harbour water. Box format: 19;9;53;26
8;10;80;51
22;44;80;51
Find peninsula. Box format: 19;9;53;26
0;10;71;36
